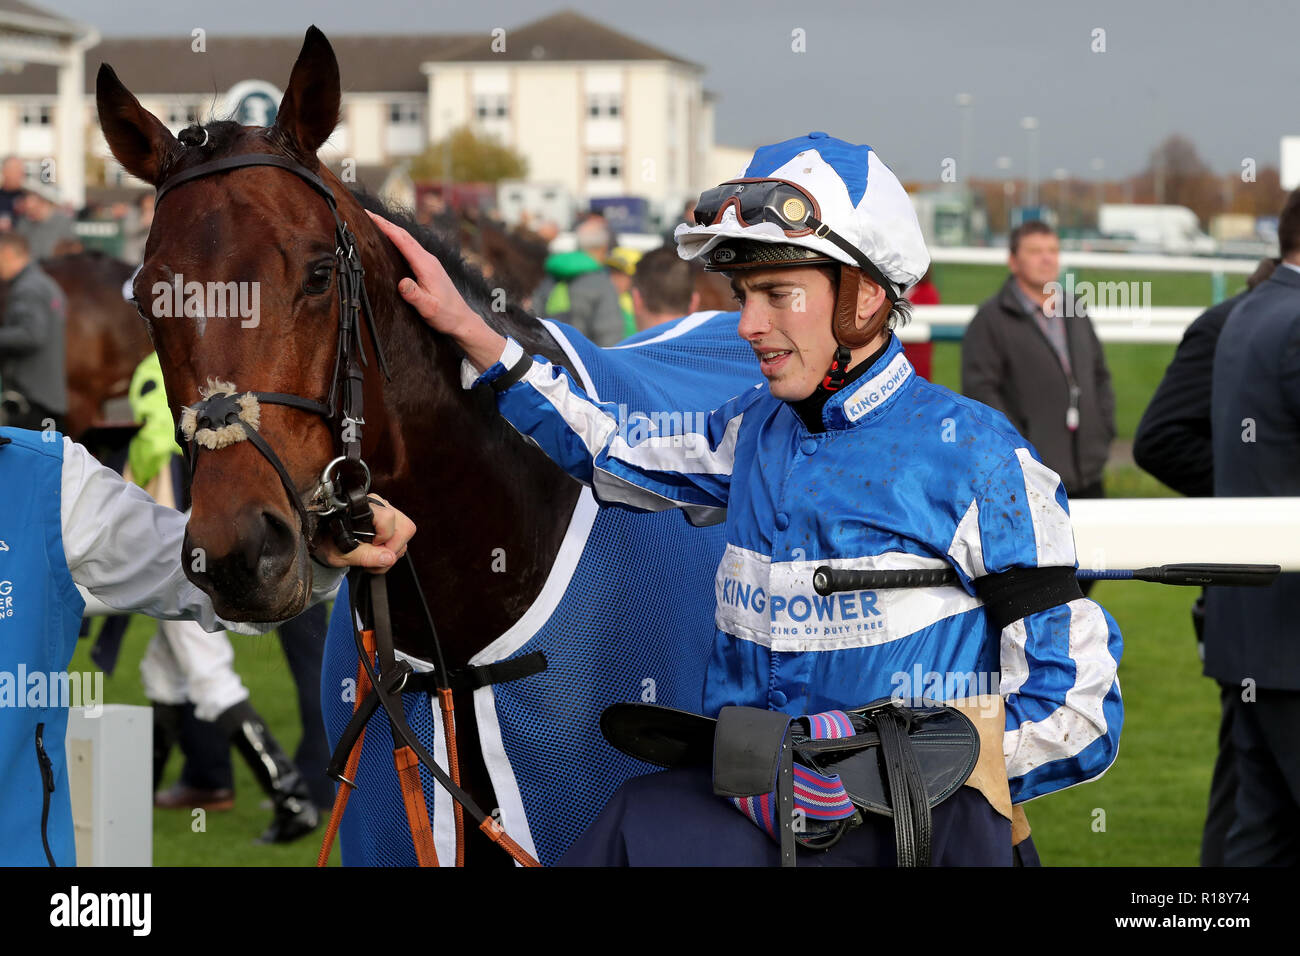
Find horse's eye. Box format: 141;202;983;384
304;262;333;295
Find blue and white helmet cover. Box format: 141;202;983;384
675;132;931;295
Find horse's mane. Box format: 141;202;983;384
349;189;566;365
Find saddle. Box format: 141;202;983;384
601;698;980;867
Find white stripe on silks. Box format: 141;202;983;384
605;411;744;476
1003;599;1116;781
713;546;983;652
998;618;1030;698
520;361;619;460
1015;449;1076;567
947;497;986;580
608;310;722;349
592;466;727;524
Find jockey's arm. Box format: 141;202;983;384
465;336;759;526
370;210;748;525
945;446;1124;803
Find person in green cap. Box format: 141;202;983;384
530;214;625;345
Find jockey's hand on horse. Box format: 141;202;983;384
368;212;509;373
314;493;415;574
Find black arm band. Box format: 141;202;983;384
491;352;533;393
973;566;1083;631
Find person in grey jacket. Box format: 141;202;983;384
531;213;626;346
961;221;1116;499
15;183;77;260
0;231;66;431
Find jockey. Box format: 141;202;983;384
372;132;1124;866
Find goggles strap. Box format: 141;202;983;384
805;213;900;304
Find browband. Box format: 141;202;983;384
155;153;335;207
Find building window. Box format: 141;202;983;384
587;93;621;118
166;105;199;127
475;94;508;120
389;102;421;125
20;105;51;126
587;152;622;179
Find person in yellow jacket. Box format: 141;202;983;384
606;246;643;339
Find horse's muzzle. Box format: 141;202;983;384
183;508;311;622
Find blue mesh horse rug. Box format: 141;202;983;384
321;309;761;866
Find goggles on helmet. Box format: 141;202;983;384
693;178;899;303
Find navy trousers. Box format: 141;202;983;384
1223;688;1300;866
558;767;1031;867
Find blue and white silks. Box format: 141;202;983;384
473;322;1124;808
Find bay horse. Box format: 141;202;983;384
97;28;592;865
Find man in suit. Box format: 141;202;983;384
1133;256;1277;865
962;221;1116;594
1206;188;1300;866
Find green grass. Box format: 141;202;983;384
71;615;330;867
930;340;1176;443
1024;580;1218;865
930;263;1247;308
83;570;1218;866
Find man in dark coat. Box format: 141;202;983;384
0;231;66;431
961;221;1116;500
1133;256;1278;866
1204;189;1300;866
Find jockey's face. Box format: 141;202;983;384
733;266;839;401
733;266;888;402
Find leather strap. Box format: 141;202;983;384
491;351;534;393
713;707;798;867
974;565;1083;631
406;651;548;693
875;707;932;866
155;153;336;207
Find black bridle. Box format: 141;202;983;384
153;150;391;553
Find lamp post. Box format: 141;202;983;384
996;155;1013;231
1053;167;1068;226
1021;116;1039;208
956;92;973;188
1090;157;1105;222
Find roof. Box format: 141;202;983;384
0;0;93;37
430;10;699;68
0;33;475;96
0;0;76;25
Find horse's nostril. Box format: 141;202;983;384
260;509;297;562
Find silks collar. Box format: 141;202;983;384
813;333;915;431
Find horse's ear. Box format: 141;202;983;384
96;64;176;186
273;25;340;161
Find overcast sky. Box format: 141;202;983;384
40;0;1300;182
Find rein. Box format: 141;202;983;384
153;147;539;867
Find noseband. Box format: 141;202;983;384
153;151;391;552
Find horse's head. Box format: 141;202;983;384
96;26;388;621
